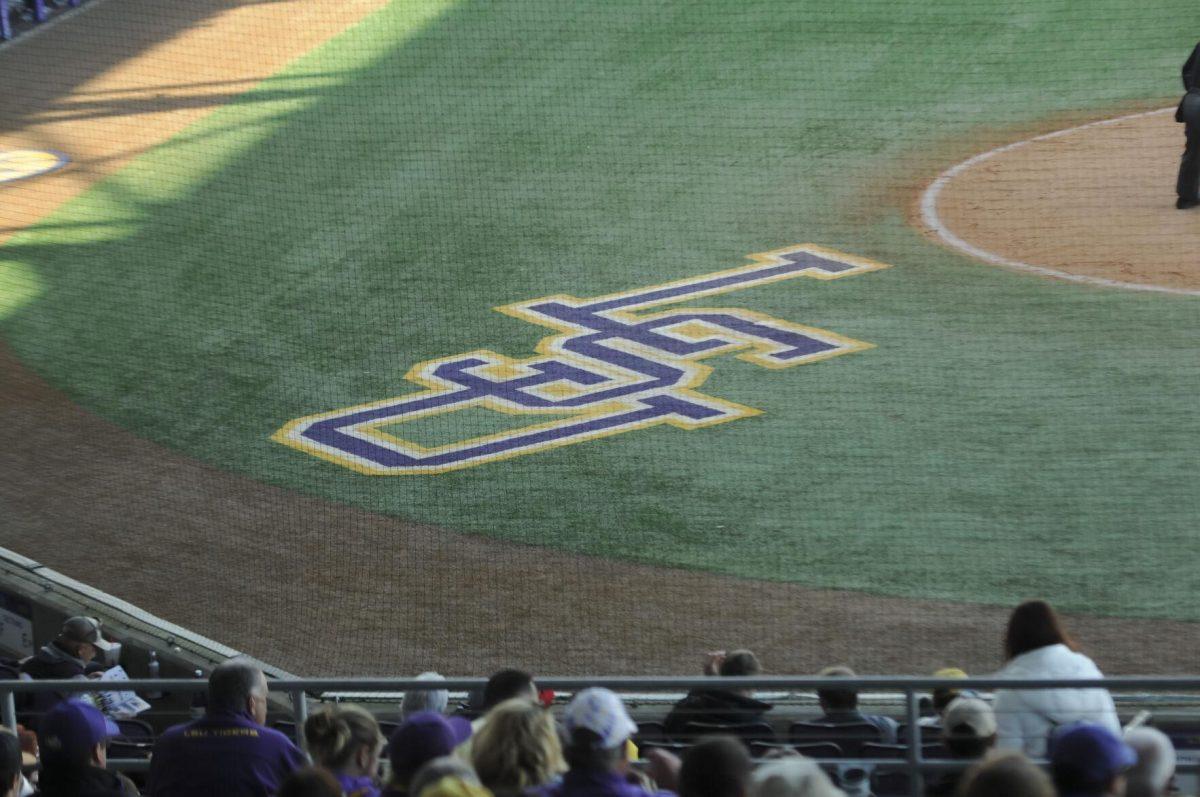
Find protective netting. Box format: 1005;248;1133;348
1;0;1197;675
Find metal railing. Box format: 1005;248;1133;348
7;675;1199;797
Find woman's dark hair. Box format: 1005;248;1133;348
1004;600;1076;660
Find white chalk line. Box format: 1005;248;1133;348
0;0;114;53
920;106;1200;298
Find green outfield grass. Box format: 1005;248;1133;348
3;0;1198;618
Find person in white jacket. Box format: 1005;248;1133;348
992;600;1120;757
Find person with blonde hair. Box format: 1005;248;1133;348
471;698;566;797
409;757;481;797
304;704;386;797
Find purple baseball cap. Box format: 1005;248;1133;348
38;700;119;766
388;711;459;783
1051;723;1138;791
446;715;473;745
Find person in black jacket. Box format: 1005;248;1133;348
663;650;772;739
1175;41;1200;209
20;618;119;713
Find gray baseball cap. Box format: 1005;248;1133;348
59;617;116;655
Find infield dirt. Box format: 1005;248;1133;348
926;109;1200;293
1;0;1198;675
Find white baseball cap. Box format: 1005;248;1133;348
562;688;637;749
943;697;997;738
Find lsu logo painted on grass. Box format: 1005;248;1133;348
274;245;889;474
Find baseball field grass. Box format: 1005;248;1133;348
2;0;1197;620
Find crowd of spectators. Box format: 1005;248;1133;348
2;600;1188;797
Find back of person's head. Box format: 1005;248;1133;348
816;666;857;711
38;699;117;771
278;766;343;797
419;772;494;797
931;668;967;714
561;688;637;772
0;729;22;797
680;736;752;797
959;751;1055;797
403;672;450;718
389;711;461;789
36;700;122;797
750;756;845;797
207;658;266;715
482;669;536;712
1124;727;1176;797
718;651;762;678
941;697;997;759
304;704;383;773
411;756;481;797
1051;724;1137;797
471;698;564;794
1004;600;1076;660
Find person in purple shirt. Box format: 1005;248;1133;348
531;688;674;797
279;767;345;797
147;659;306;797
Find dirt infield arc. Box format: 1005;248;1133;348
3;0;1200;675
922;108;1200;295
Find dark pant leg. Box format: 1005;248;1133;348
1178;124;1200;201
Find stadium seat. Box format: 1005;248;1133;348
114;717;155;740
794;741;845;759
749;741;843;759
789;721;884;757
634;721;669;747
683;720;777;746
1165;724;1200;749
896;722;940;745
871;769;912;796
860;741;945;760
639;740;691;755
108;739;154;760
271;720;299;744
